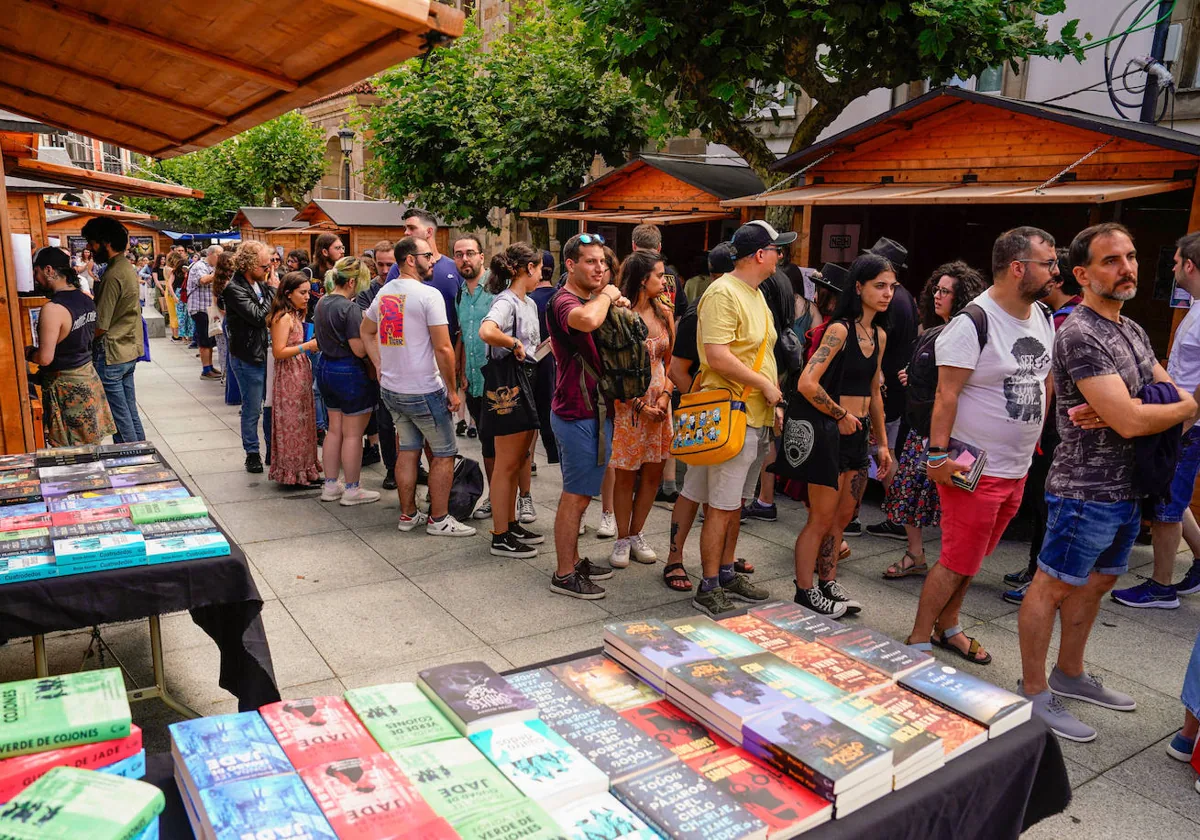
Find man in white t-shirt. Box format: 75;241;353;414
904;227;1057;665
361;236;476;538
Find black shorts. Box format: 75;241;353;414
465;394;495;459
190;311;216;348
837;415;871;473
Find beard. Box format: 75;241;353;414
1019;278;1053;303
1100;285;1137;302
460;263;480;280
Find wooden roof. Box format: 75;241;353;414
231;207;305;230
294;199;410;227
0;0;463;159
3;156;202;198
568;156;763;211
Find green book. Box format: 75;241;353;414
128;497;207;525
457;799;569;840
0;669;131;759
344;682;460;751
0;765;163;839
389;738;522;828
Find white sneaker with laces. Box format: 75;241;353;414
629;533;657;564
397;511;429;532
319;482;345;502
426;515;477;538
610;538;631;569
518;493;537;524
339;486;381;506
598;510;616;538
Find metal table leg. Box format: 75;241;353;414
32;634;47;677
124;615;200;719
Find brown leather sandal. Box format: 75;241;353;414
883;551;928;579
932;626;992;664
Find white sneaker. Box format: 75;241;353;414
473;499;493;520
629;533;657;564
319;482;345;502
598;510;616;538
339;486;381;506
426;515;477;538
610;537;631;569
518;493;537;524
397;511;429;532
578;520;586;536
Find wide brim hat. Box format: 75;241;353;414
813;262;848;293
863;236;908;270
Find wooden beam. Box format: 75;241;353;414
7;157;203;199
44;202;155;221
0;158;35;454
316;0;432;30
20;0;299;92
0;47;229;127
0;80;182;147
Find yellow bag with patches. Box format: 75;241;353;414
670;336;770;466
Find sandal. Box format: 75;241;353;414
663;563;693;592
931;625;992;665
734;558;755;574
883;551;928;579
838;542;851;561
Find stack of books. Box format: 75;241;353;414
343;682;461;751
603;619;711;690
899;663;1032;738
259;696;379;769
665;658;793;745
0;725;142;803
0;765;163;840
0;669;131;761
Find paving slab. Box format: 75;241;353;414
192;470;321;504
340;645;513;691
212;497;347;544
1102;735;1200;824
1022;776;1200;839
175;446;261;476
244;531;402;598
356;523;495;577
159;428;245;453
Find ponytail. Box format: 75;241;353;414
487;254;514;295
487;242;539;295
63;264;82;289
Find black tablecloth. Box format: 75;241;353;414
0;534;280;711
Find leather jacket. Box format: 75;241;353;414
223;273;275;364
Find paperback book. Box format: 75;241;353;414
773;642;892;696
548;653;663;712
0;668;131;759
457;798;571;840
48;516;138;540
814;694;944;778
867;683;988;760
101;455;161;469
0;513;50;532
749;602;845;643
35;463;105;481
469;719;609;810
107;469;178;489
0;502;47;517
0;766;163;840
52;532;146;565
0;486;42;507
39;477;110;497
818;627;934;679
552;792;659;840
342;682;460;752
947;438;987;492
35;444;100;466
0;471;35;485
603;620;711;686
666;659;793;744
417;661;537;736
114;487;191;507
667;616;765;659
137;515;220;537
0;454;35;472
259;697;380;770
0;554;56;584
97;442;157;458
718;614;808;654
503;668;595;725
99;749;147;780
0;529;51;555
898;663;1032;737
144;532;230;563
732;652;848;706
169;711;292;793
620;700;732;765
48;507;131;528
198;771;335;840
0;725;142;803
47;493;133;513
389;737;523;828
52;554;145;578
541;702;678;784
129;497;208;524
298;752;443;840
613;763;767;840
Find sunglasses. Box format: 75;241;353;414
578;233;605;245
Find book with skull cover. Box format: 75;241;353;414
416;661;537;736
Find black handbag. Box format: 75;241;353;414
480;311;539;438
769;323;846;488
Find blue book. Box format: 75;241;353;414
169;712;292;794
604;620;711;683
53;532;146;565
546;703;678;784
666;659;794;738
2;502;47;517
469;719;609;811
132;818;159;840
199;772;335;840
0;553;56;583
53;553;146;578
667;616;764;659
552;793;659;840
612;764;767;840
749;602;844;643
99;749;147;780
144;532;230;564
898;662;1032;737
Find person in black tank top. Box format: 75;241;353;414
782;254;898;618
30;247;116;445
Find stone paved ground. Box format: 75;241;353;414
5;335;1200;837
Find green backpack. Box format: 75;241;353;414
592;306;652;402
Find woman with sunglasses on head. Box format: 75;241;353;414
881;262;987;580
267;272;321;487
785;253;896;617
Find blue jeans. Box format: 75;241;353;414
1038;494;1141;587
1155;427;1200;522
93;345;144;444
380;387;457;458
1183;628;1200;719
228;356;266;455
312;353;328;432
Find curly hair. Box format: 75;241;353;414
917;261;987;328
234;241;270;276
212;252;235;300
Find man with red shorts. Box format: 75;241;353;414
905;227;1057;664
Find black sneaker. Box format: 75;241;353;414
467;426;478;439
1004;568;1034;586
508;521;545;546
316;429;326;447
456;420;467;437
844;519;863;537
361;444;381;466
794;583;848;617
417;465;429;486
655;488;679;503
819;579;862;614
244;453;263;474
551;571;606;600
865;520;906;540
381;471;397;491
491;531;537;559
575;557;614;581
530;462;537;476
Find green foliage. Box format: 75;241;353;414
128;112;325;230
582;0;1086;175
365;1;650;230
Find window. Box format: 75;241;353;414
65;133;94;169
101;143;123;175
43;133;66;149
749;81;797;120
976;66;1004;93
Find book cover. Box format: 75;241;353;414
742;704;892;797
505;668;596;723
0;669;131;760
259;697;380;770
36;444;100;462
132;818;159;840
688;749;833;839
0;471;36;486
748;602;844;643
819;627;934;679
552;792;659;840
417;661;537;736
666;659;792;730
342;682;460;752
0;766;163;840
612;764;767;840
101;455;161;469
107;469;178;489
117;487;191;507
619;700;732;764
389;737;522;828
97;442;157;458
773;642;891;696
47;493;131;513
603;620;712;679
718;614;807;654
35;463;106;481
98;749;146;780
548;653;663;711
298;752;443;840
52;554;145;578
0;502;47;518
144;532;230;564
0;486;42;507
0;513;50;532
814;694;943;771
137;515;219;538
0;725;142;803
128;497;208;524
0;455;35;472
458;799;570;840
52;532;146;565
48;517;137;540
948;438;987;493
867;683;988;760
469;719;609;809
667;616;765;659
541;702;678;784
198;772;336;840
899;663;1032;736
0;554;56;584
168;711;291;791
732;652;847;706
39;477;110;497
48;507;131;528
0;529;50;556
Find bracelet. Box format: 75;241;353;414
926;455;949;466
927;446;948;454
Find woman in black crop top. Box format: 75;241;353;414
785;254;897;617
29;247;116;446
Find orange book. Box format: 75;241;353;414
774;641;890;696
718;614;806;653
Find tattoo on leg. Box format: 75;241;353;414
817;535;836;580
670;521;679;555
851;466;868;502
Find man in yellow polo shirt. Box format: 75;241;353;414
682;220;792;616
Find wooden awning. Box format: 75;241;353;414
525;209;732;226
43;202;155;221
5;157;203;199
0;0;464;158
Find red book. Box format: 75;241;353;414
718;614;807;653
49;506;132;527
0;514;51;533
687;748;833;838
0;725;142;803
299;753;444;840
259;697;380;769
773;641;891;696
619;699;731;764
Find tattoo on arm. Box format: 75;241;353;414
817;535;836;580
809;388;845;419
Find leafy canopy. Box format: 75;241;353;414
365;1;650;230
128;111;325;230
582;0;1085;176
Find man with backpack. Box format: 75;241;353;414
904;227;1057;666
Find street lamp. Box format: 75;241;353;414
337;127;355;200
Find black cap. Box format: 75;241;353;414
542;250;554;270
814;262;848;293
732;220;798;259
863;237;908;270
708;242;736;274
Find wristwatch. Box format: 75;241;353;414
511;337;519;351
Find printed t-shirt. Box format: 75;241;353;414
365;276;448;396
695;273;778;429
314;293;362;360
387;255;461;342
548;289;604;420
483;289;540;359
934;289;1054;479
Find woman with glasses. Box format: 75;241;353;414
881;262;987;579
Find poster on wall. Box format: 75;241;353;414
127;236;154;260
67;236;88;260
820;224;861;264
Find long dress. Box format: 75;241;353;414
268;315;321;485
611;327;672;470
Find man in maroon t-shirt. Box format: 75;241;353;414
546;233;631;599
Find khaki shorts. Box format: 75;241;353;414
680;426;772;511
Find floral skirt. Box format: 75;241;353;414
882;429;941;528
176;301;193;339
42;364;116;446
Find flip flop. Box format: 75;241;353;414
662;562;693;592
932;625;992;665
883;551;928;579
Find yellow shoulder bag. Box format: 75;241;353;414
670;336;770;466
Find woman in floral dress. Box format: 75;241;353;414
267;272;321;486
609;250;675;571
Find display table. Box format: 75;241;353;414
0;532;280;714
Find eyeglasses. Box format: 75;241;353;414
1015;258;1058;271
270;256;280;263
933;286;954;297
578;233;605;245
257;263;272;270
454;250;480;259
413;252;434;260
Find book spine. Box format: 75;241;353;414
144;544;228;564
0;565;56;585
55;545;146;565
416;679;469;735
53;556;146;577
742;734;836;800
0;717;132;760
0;729;143;802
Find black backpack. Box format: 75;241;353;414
905;304;988;437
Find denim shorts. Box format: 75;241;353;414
1037;494;1141;586
315;355;376;417
551;412;613;497
1154;427;1200;523
380;387;457;458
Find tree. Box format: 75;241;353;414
582;0;1085;178
128;111;325;229
365;1;650;231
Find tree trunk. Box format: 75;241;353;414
787;96;850;156
708;120;778;185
